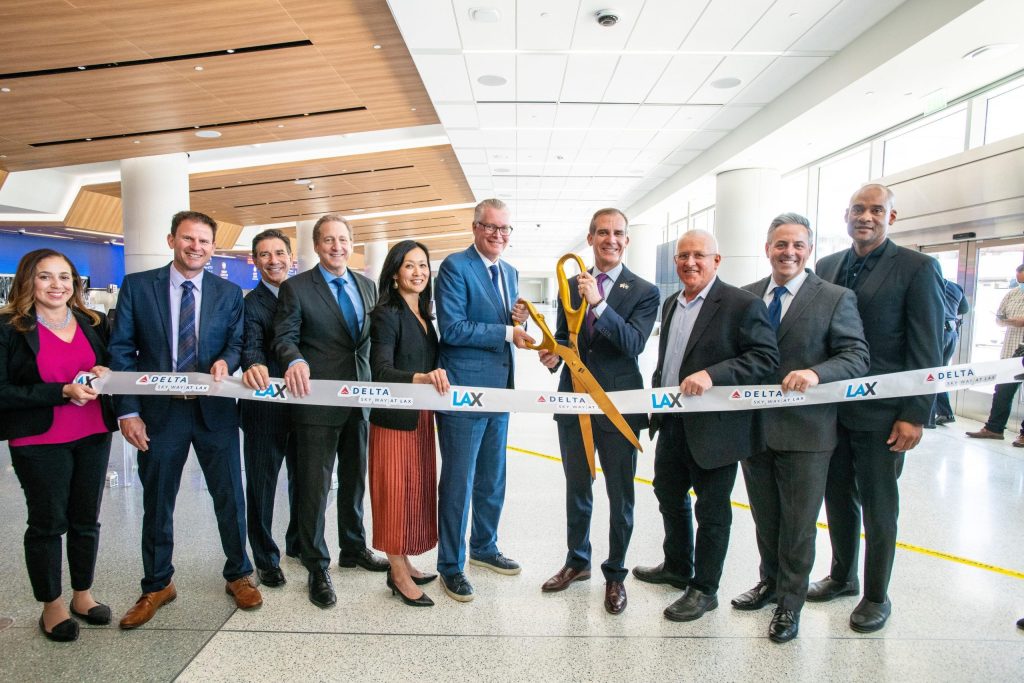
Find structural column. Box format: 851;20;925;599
120;153;190;274
714;168;782;285
624;222;658;285
295;219;317;272
363;239;388;283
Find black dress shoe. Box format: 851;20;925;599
604;581;627;615
768;607;800;643
70;602;112;625
1017;616;1024;630
632;562;689;590
386;570;434;607
850;597;891;633
440;572;474;602
39;616;79;642
664;586;718;622
338;548;390;572
307;569;337;608
257;566;286;587
412;573;438;586
541;566;591;592
731;580;776;611
806;575;860;602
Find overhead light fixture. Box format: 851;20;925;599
710;77;742;89
195;130;221;138
963;44;1018;61
77;65;86;70
294;179;312;185
469;7;502;23
226;49;235;54
276;124;285;128
132;139;141;144
477;74;507;86
372;44;382;49
1;87;10;93
194;65;204;71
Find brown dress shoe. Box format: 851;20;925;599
119;582;177;629
966;427;1004;440
226;576;263;609
1014;434;1024;448
541;566;591;592
605;581;627;615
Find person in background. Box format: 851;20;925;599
933;278;968;426
0;249;117;642
368;240;449;607
966;264;1024;444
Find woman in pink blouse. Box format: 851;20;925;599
0;249;117;642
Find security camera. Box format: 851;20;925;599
596;10;618;26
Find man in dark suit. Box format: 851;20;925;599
735;213;869;643
634;229;779;622
537;208;659;615
239;229;298;588
811;184;944;633
110;210;262;629
933;279;968;425
434;198;532;602
274;214;388;608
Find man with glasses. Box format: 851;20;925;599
634;229;778;623
434;198;532;602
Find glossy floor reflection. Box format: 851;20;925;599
1;327;1023;681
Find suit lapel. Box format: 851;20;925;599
682;279;722;363
853;241;899;308
153;266;172;358
311;267;354;343
25;312;41;355
817;252;845;285
657;292;678;373
468;249;506;320
777;272;820;341
353;272;374;343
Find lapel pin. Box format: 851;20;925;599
619;283;629;290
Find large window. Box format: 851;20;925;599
781;169;808;218
815;147;870;260
984;83;1024;144
882;108;968;176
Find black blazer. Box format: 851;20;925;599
816;240;944;429
550;266;660;433
650;277;779;469
274;265;377;426
240;281;290;435
369;301;439;431
0;309;117;441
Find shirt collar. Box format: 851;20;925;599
318;263;349;284
169;264;204;292
592;262;624;283
473;244;501;268
677;275;717;306
770;268;809;296
263;281;280;297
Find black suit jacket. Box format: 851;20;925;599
651;277;779;469
742;271;870;452
551;266;660;433
274;265;377;426
0;309;117;441
369;301;439;431
815;240;944;430
240;281;290;435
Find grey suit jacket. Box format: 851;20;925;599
273;265;377;426
742;271;870;452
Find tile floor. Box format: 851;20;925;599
2;324;1023;681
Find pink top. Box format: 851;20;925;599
10;324;107;447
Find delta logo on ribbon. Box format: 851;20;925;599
136;374;189;385
338;384;391;398
537;394;591;412
135;374;209;393
925;367;993;387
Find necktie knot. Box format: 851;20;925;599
772;285;787;301
181;281;194;293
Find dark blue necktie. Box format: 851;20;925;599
489;264;502;302
333;276;361;337
768;285;787;332
177;281;197;372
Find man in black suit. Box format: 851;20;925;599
633;229;778;622
239;229;298;588
537;208;660;615
274;214;388;608
811;184;944;632
735;214;869;643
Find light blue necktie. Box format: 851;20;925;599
333;276;361;337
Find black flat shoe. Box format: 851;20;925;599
411;573;438;586
39;616;79;642
387;570;434;607
70;602;112;625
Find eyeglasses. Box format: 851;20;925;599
674;252;717;262
475;222;514;236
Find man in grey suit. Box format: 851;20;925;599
274;214;388;609
810;184;944;633
735;213;869;643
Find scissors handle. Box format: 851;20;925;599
519;300;558;353
557;253;588;334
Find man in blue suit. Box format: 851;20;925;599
434;198;532;602
110;211;262;629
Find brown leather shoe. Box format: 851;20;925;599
605;581;627;615
966;427;1004;440
1013;434;1024;448
541;566;591;592
225;576;263;609
119;582;177;629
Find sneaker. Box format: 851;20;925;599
469;552;521;575
441;572;474;602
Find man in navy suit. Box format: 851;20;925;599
434;198;531;602
239;229;298;588
110;211;262;629
537;208;660;615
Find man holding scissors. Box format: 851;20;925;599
537;208;659;615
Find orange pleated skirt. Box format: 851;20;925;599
369;411;438;555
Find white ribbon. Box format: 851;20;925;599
74;357;1021;415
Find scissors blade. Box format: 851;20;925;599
557;348;643;453
569;374;597;479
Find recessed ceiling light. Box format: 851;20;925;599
77;65;86;70
194;65;204;71
195;130;221;138
710;77;742;89
963;43;1018;60
85;138;92;141
477;74;507;86
276;124;285;128
132;140;141;144
294;179;312;185
372;44;382;49
226;49;235;54
0;87;10;93
469;8;502;22
411;107;417;111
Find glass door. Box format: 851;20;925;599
921;243;970;416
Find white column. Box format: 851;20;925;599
363;239;389;283
545;276;558;305
120;154;189;274
295;220;317;272
714;168;782;286
624;222;658;284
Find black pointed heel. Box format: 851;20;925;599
386;570;434;607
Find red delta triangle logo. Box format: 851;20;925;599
338;385;350;396
926;373;935;382
137;375;150;384
730;390;742;399
537;395;546;403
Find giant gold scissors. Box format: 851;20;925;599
522;254;642;479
